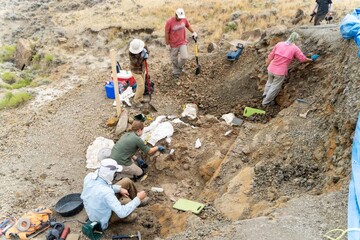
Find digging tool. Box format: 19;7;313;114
193;36;201;75
110;49;122;117
112;231;141;240
310;12;316;22
144;60;157;112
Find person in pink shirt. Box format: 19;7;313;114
262;32;311;106
165;8;197;78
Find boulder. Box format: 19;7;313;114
14;38;33;69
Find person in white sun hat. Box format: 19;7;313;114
128;38;149;108
81;158;149;230
165;8;197;78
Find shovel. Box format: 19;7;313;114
193;36;201;75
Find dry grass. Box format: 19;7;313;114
142;0;359;44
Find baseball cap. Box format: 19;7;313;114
175;8;185;19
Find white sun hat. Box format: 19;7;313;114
129;39;145;54
175;8;186;19
96;158;123;184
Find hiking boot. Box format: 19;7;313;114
119;213;138;223
139;197;150;207
262;100;276;106
173;73;180;79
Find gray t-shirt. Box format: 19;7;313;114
316;0;332;15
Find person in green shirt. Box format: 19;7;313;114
110;121;165;179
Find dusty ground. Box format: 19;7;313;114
1;0;359;240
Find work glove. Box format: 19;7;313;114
166;44;171;51
192;32;198;42
141;49;148;59
311;54;319;61
136;158;148;169
158;146;165;152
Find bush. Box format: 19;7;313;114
11;79;31;89
2;72;17;84
0;91;32;109
44;54;53;63
32;54;41;62
0;45;16;62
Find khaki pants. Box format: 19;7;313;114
115;163;143;180
109;177;138;224
170;45;188;75
133;73;144;104
262;72;286;105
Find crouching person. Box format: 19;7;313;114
81;159;149;230
110;121;165;180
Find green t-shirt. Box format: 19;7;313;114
110;132;151;166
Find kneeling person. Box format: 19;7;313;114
110;121;164;179
81;159;148;230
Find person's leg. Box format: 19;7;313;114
262;74;285;105
118;163;143;179
314;14;326;25
263;72;274;98
115;177;138;199
109;212;138;224
178;45;188;71
133;73;144;104
170;47;181;75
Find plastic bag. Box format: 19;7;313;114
340;9;360;57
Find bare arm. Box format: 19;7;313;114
312;3;318;13
165;30;169;45
187;25;194;34
148;146;160;155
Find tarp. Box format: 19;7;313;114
348;113;360;239
340;9;360;58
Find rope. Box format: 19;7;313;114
323;228;360;240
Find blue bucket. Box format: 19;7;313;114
105;82;115;99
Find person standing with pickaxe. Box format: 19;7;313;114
165;8;197;79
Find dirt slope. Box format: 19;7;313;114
1;0;359;239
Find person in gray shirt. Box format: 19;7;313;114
312;0;333;25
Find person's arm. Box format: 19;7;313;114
185;19;197;39
105;191;141;219
294;47;311;63
312;2;318;13
165;21;170;45
147;146;160;155
328;0;333;15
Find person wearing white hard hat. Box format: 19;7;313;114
165;8;197;78
129;38;149;108
81;158;149;230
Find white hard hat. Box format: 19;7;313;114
175;8;186;19
129;39;145;54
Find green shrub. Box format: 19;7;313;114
32;54;41;62
44;54;53;63
2;72;17;84
0;91;32;109
225;21;238;32
11;78;31;89
0;45;16;62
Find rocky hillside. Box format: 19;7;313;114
0;0;359;239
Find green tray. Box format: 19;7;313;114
173;198;205;214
